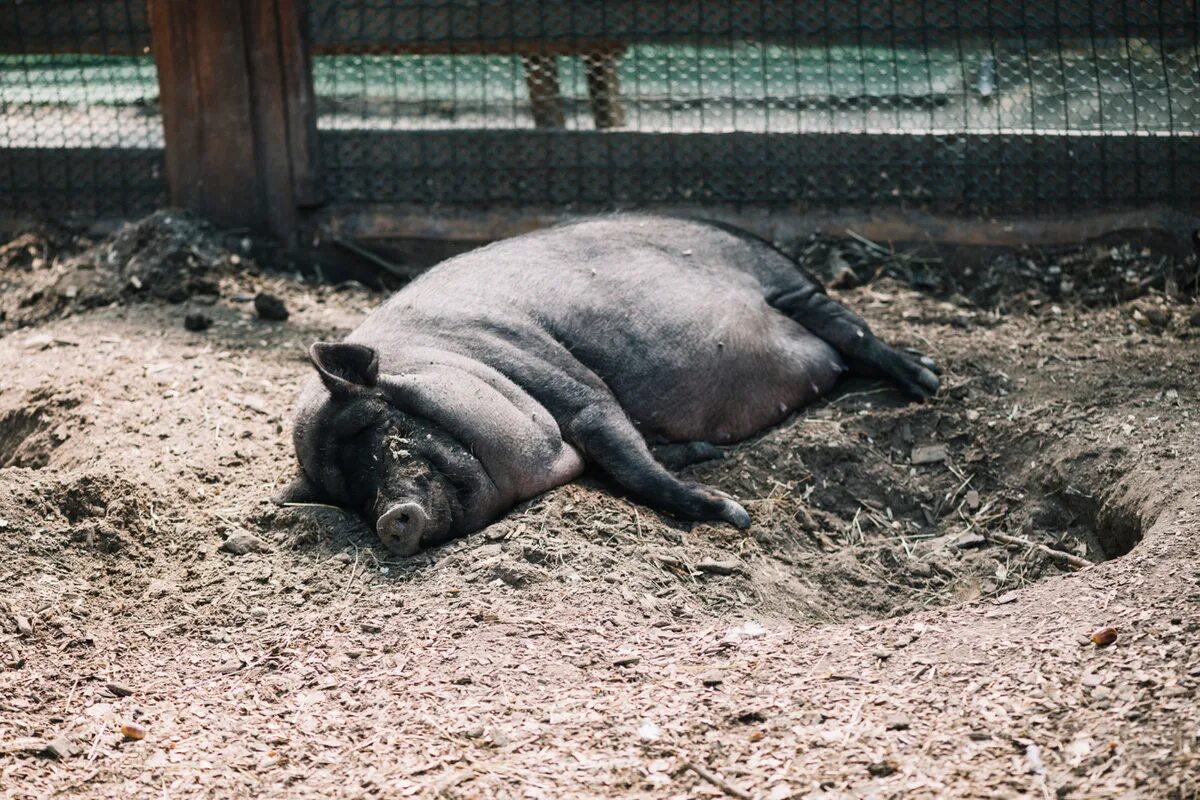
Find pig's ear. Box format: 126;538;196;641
272;472;325;506
309;342;379;398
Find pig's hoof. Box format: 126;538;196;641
884;347;941;400
721;499;752;529
705;489;751;529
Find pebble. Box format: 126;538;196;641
700;669;725;686
885;713;911;730
219;532;271;556
911;444;948;465
44;736;77;759
183;312;212;332
104;682;134;697
1189;308;1200;328
254;293;289;321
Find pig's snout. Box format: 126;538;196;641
376;502;429;556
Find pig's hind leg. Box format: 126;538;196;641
567;404;750;528
762;271;939;400
651;441;724;470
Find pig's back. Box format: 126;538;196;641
361;216;843;443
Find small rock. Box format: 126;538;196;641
104;682;134;697
14;615;33;636
700;669;725;687
612;653;641;667
965;490;981;511
183;312;212;332
965;409;980;422
1189;308;1200;328
254;293;289;321
1143;307;1170;327
361;620;384;634
910;444;948;465
637;721;662;742
219;532;270;556
884;713;911;731
215;659;245;674
867;760;897;777
44;736;77;759
951;531;986;549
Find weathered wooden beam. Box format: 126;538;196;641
584;51;626;129
147;0;317;242
312;203;1200;261
520;54;566;129
148;0;260;229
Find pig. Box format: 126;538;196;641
276;216;938;555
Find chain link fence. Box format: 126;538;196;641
2;1;1198;219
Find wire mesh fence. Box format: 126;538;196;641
0;0;165;217
1;1;1197;219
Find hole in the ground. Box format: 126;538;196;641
380;379;1149;627
0;393;79;469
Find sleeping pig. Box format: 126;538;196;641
276;216;938;555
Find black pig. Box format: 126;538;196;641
277;216;938;554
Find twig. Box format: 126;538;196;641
681;756;755;800
844;228;891;255
280;501;343;511
985;531;1094;570
331;235;410;280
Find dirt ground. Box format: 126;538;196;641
1;212;1198;799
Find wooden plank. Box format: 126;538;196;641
583;51;626;129
312;203;1200;262
148;0;261;228
146;0;316;242
275;0;323;208
7;1;1194;55
520;54;566;129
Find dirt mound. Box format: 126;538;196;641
0;387;83;469
0;211;256;333
0;468;155;558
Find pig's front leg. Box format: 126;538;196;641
767;280;940;400
566;404;750;529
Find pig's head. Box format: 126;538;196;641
275;342;488;556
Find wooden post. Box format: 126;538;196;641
584;51;626;129
520;54;566;129
148;0;319;243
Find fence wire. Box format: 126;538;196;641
0;0;165;217
1;1;1197;218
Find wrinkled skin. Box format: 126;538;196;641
277;216;939;555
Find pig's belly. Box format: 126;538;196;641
595;306;844;445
